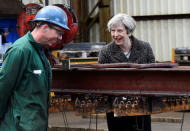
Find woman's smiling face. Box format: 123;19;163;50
110;24;130;46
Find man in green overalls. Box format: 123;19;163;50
0;6;70;131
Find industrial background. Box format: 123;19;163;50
1;0;190;61
1;1;190;131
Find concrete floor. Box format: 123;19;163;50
48;111;190;131
49;112;108;130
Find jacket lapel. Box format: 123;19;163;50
110;42;128;62
128;36;141;63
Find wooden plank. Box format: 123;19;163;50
79;0;88;42
99;0;111;43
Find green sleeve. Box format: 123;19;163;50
0;47;27;119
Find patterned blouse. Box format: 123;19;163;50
98;35;155;64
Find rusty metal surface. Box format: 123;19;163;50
70;62;178;69
49;94;190;116
51;66;190;115
52;67;190;96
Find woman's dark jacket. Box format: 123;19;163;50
98;35;155;64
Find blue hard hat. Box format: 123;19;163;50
33;5;70;30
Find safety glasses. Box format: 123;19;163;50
48;24;64;37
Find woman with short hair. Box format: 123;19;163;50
98;13;155;131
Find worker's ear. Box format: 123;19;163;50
43;24;49;32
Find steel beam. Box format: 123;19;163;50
52;67;190;96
